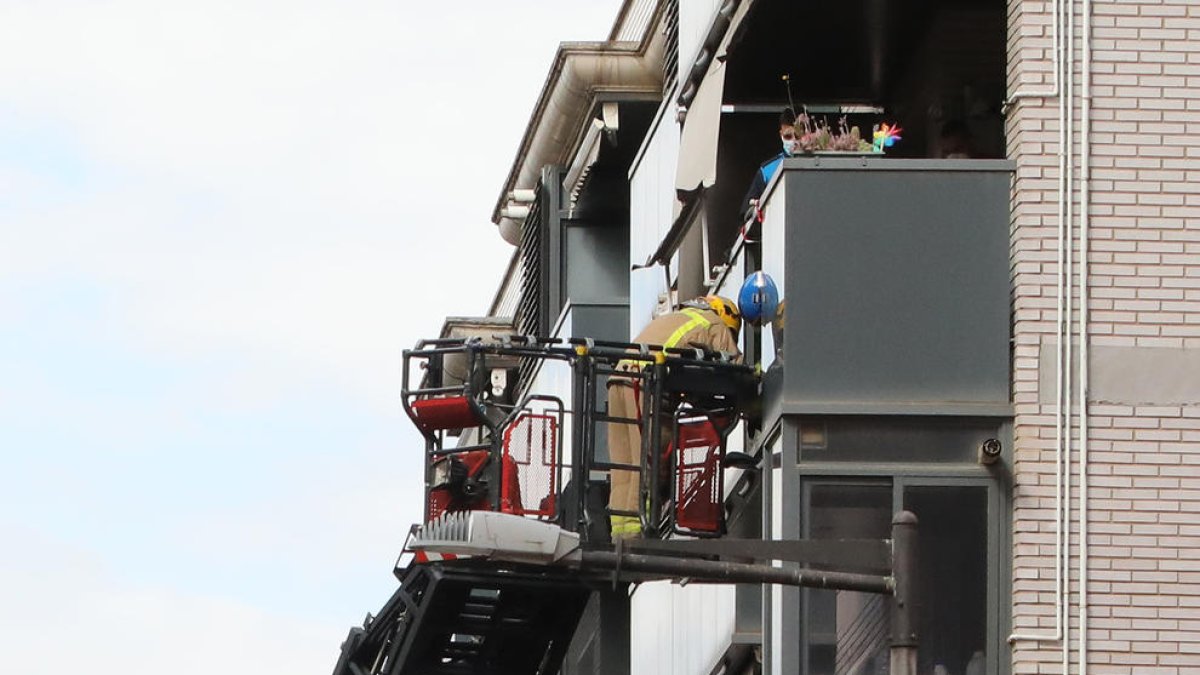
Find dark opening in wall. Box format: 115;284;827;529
723;0;1006;157
703;0;1006;265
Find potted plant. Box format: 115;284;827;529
792;114;902;154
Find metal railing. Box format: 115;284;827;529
400;335;755;542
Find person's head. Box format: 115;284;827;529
780;108;799;156
939;120;971;159
686;295;742;338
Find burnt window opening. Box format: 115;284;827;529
702;0;1007;271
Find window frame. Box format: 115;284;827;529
792;471;1007;675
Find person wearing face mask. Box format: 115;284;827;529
741;107;799;222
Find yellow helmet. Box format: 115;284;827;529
687;295;741;333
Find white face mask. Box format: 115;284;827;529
782;138;798;155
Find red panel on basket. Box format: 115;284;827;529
410;396;481;433
427;484;492;522
674;419;723;534
677;418;722;448
499;453;523;513
502;413;558;518
662;416;726;461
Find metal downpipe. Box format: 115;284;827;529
1078;0;1092;670
1008;0;1069;647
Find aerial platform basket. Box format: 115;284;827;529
401;334;757;542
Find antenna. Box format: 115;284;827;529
781;73;798;118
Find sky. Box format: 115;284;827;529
0;1;624;672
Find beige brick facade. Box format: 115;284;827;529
1009;0;1200;672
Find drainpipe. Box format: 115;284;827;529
1008;0;1068;648
1061;5;1074;675
1078;0;1092;671
1004;0;1061;107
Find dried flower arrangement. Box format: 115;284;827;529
791;114;903;154
793;113;874;153
780;76;903;154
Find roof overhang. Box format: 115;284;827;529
491;39;664;241
438;316;517;340
433;317;521;392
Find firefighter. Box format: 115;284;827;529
606;296;742;540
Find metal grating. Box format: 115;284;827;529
673;418;722;534
516;187;543;339
502;413;559;519
661;0;679;94
834;593;889;675
516;184;544;388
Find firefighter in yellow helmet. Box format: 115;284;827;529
606;296;742;540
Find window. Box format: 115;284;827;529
799;479;995;675
703;0;1009;260
801;482;893;675
904;484;989;675
516;180;546;340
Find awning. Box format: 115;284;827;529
563;102;619;214
635;185;704;270
674;0;754;195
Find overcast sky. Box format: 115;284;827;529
0;2;623;672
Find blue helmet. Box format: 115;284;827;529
738;271;780;326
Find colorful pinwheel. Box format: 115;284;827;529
873;123;903;153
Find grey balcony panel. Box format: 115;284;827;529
772;157;1014;415
566;224;630;305
569;302;630;345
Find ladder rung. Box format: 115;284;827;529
592;414;640;424
592;461;639;471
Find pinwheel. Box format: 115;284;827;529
873;123;903;152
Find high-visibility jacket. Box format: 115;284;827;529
624;307;740;366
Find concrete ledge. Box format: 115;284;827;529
1038;344;1200;406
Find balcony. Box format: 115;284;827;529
698;156;1015;675
718;156;1015;424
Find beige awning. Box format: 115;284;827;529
674;0;753;195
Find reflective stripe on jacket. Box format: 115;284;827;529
615;307;740;373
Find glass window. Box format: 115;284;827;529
904;486;989;675
802;483;892;675
800;482;991;675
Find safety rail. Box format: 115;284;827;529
401;335;756;543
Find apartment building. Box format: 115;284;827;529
416;1;1200;674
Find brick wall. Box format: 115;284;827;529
1009;1;1200;673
